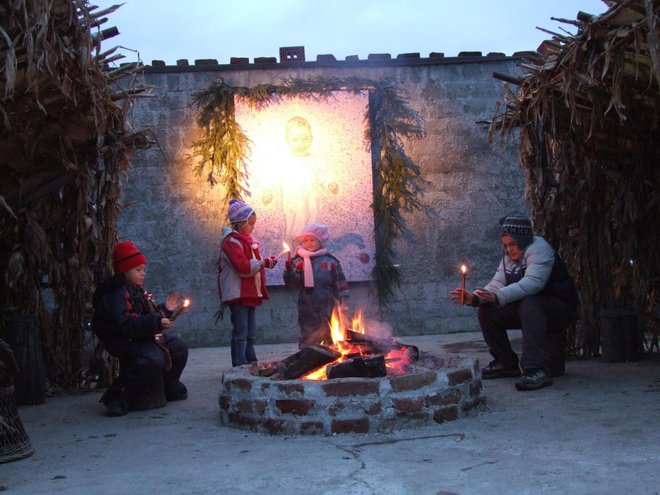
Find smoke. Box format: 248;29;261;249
362;317;394;340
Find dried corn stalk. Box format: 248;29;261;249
491;0;660;357
0;1;152;388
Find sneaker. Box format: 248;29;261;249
515;369;553;391
481;360;521;379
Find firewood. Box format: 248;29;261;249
326;355;387;379
276;345;341;379
345;330;420;363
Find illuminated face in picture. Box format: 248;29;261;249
285;116;313;157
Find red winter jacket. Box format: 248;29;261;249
218;227;269;307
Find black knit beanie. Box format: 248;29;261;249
499;211;534;251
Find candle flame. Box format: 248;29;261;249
277;241;292;258
461;264;467;274
183;299;190;308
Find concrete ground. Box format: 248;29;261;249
2;331;659;495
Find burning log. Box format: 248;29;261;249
326;355;387;379
276;345;341;380
345;330;420;363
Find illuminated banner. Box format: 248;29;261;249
235;91;375;284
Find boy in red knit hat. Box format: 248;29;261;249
92;241;188;416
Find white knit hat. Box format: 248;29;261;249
295;223;330;246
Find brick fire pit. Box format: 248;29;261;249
218;355;485;435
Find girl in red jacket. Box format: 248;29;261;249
218;199;277;366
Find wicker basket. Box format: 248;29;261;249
0;385;34;463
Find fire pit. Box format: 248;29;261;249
218;310;485;435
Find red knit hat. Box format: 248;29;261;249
112;241;147;273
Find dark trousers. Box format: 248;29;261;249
106;334;188;402
477;295;576;373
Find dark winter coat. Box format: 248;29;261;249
283;252;350;331
92;273;172;353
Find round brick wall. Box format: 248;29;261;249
218;356;485;435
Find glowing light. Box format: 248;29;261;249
277;241;291;258
171;298;191;321
329;306;344;344
351;309;365;334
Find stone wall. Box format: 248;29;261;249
119;55;527;347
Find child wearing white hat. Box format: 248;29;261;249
283;223;350;348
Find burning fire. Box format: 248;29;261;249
301;306;414;380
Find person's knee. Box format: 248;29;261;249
519;295;542;313
129;355;162;377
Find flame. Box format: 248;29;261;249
351;309;365;334
461;264;467;274
183;299;190;308
329;306;344;344
301;305;351;380
299;304;414;380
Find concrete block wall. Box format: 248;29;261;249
118;54;527;347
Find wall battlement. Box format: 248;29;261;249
138;50;530;72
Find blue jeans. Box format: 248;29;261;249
229;304;257;366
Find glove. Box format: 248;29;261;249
263;256;278;269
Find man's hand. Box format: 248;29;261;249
474;288;496;304
449;288;473;306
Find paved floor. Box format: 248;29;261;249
2;331;659;495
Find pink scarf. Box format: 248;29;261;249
295;247;328;287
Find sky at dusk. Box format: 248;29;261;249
93;0;610;66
